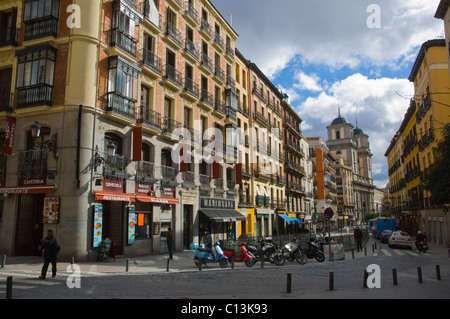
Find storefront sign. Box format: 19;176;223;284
135;182;152;195
43;197;60;224
161;187;175;198
19;175;47;186
93;204;103;248
2;116;16;155
103;179;124;192
94;190;135;202
128;206;136;244
0;185;55;194
200;197;236;210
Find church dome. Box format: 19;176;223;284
354;127;364;135
331;115;347;125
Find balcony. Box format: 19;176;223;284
135;161;157;184
18;149;47;182
214;98;226;117
164;22;183;49
143;0;162;32
200;52;213;74
252;85;267;103
137;108;162;131
24;17;58;41
200;18;212;40
162;115;182;134
163;64;183;90
254;110;268;127
214;65;225;84
17;84;53;108
0;92;14;112
183;1;198;25
199;89;213;110
106;92;136;119
225;45;234;62
213;32;224;52
183;77;199;100
103;153;129;181
160;165;178;187
111;28;137;58
184;38;199;61
141;48;162;77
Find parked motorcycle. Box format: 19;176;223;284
415;239;429;253
247;238;285;266
301;239;325;262
222;242;257;267
193;241;229;268
282;237;308;265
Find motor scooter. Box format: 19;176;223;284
283;237;308;265
415;239;429;253
300;239;325;262
223;242;257;267
193;241;229;268
247;238;285;266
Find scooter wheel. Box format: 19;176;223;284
219;259;228;268
245;258;256;267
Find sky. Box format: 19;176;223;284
211;0;445;189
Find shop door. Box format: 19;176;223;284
103;201;124;255
183;205;193;250
14;194;44;256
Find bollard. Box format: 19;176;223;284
1;254;6;269
286;273;291;293
126;258;129;272
260;256;264;269
330;252;334;262
364;247;367;256
198;260;202;271
329;272;334;291
436;265;441;281
392;268;398;286
166;258;170;272
6;276;12;299
374;242;377;250
363;270;368;288
231;256;235;270
372;244;375;252
417;267;422;284
351;249;355;259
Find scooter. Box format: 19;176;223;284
247;238;285;266
301;239;325;262
222;242;257;267
415;239;429;253
194;241;229;268
283;237;308;265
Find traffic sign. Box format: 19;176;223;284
324;207;334;219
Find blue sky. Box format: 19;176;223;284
211;0;445;188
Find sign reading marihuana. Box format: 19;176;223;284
200;197;235;210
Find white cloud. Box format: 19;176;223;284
293;71;323;92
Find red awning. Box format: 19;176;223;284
95;191;135;202
135;194;179;205
0;185;56;194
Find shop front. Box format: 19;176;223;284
198;197;244;243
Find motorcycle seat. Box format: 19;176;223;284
197;247;212;252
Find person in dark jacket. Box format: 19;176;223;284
166;227;174;260
39;230;61;279
354;226;363;252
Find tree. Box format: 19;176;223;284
422;124;450;213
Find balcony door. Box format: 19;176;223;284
0;68;12;110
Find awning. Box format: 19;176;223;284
136;194;179;205
200;209;246;222
290;217;305;224
278;213;295;225
0;185;56;194
95;191;135;202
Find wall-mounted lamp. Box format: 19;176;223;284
31;121;57;159
93;142;117;171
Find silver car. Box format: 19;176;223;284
388;231;412;249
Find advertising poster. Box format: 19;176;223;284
128;206;136;244
93;204;103;248
43;197;60;224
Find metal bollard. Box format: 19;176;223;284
363;270;368;288
166;258;170;272
329;272;334;290
436;265;441;281
286;273;291;293
6;276;13;299
417;267;422;284
392;268;398;286
1;254;6;269
231;256;235;270
351;250;355;259
126;258;129;272
364;247;367;256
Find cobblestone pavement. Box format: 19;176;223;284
1;237;450;301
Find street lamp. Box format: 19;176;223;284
30;121;57;159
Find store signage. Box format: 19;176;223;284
161;187;175;198
2;116;16;155
135;182;152;195
200;197;236;210
103;179;124;192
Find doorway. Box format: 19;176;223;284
183;204;193;250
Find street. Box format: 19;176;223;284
1;236;450;304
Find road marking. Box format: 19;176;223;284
392;249;405;256
404;250;418;257
381;249;391;256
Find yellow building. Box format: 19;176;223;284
407;39;450;246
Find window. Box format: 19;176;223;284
16;45;56;107
23;0;60;40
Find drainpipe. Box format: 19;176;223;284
76;104;82;189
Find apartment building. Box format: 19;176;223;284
386;38;450;245
0;0;243;260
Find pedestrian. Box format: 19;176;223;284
166;227;174;260
39;230;61;279
204;229;212;249
354;226;363;252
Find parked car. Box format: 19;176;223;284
388;231;412;249
380;230;393;243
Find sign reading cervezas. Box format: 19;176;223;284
200;198;235;209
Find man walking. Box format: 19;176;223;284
354;226;363;252
166;227;174;260
39;230;61;279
